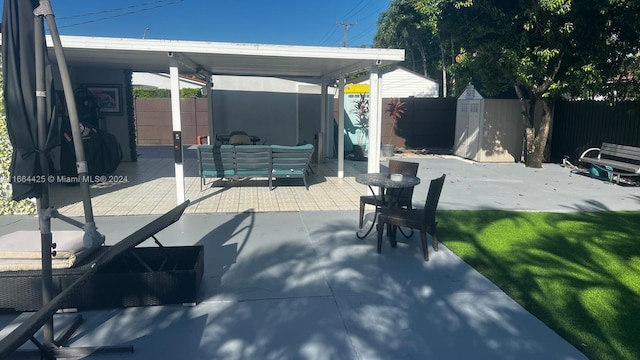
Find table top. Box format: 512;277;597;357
216;134;261;145
216;134;261;141
356;173;420;188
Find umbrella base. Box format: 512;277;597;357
15;313;133;358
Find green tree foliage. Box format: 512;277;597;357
374;0;444;84
410;0;640;167
132;88;205;98
0;66;37;215
351;93;370;145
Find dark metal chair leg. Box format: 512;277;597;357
432;222;439;251
388;225;398;248
420;230;429;261
356;185;380;239
376;222;384;253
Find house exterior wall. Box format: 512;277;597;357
298;84;323;146
353;68;439;98
375;68;438;98
212;90;299;145
211;76;323;146
57;67;134;162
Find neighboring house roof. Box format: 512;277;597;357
346;66;439;98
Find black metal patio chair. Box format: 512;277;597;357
376;174;445;261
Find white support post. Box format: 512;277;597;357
338;76;346;178
368;63;381;174
320;81;327;162
207;75;215;143
169;56;185;204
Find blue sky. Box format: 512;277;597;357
2;0;391;47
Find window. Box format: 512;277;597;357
466;87;475;99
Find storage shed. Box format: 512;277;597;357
454;84;524;162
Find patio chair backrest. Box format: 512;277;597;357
387;160;419;207
197;145;236;178
234;145;271;177
270;144;314;175
422;174;446;227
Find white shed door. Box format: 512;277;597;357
466;101;481;159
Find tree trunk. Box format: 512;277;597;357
524;98;554;168
440;44;447;97
416;44;428;77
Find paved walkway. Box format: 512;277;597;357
47;145;640;216
2;147;638;359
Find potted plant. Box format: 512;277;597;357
351;93;369;160
382;98;406;157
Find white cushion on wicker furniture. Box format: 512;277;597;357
0;230;97;271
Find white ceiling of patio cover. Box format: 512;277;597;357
41;36;405;79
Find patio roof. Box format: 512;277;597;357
1;33;405;204
36;35;404;79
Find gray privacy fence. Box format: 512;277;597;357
135;97;209;145
550;101;640;163
134;97;639;163
386;97;457;151
135;96;458;149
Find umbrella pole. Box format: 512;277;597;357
36;2;95;225
29;1;115;355
35;1;103;246
33;8;55;346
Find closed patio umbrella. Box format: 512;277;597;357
2;0;107;356
2;0;58;202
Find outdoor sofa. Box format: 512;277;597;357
197;144;314;190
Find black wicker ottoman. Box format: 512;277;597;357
0;201;204;312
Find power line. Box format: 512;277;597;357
317;22;341;45
349;3;393;46
57;0;179;20
337;21;357;47
341;0;369;20
321;1;389;47
354;3;390;23
348;25;377;46
58;0;184;29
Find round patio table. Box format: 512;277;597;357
355;173;420;239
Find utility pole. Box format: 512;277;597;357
336;21;356;47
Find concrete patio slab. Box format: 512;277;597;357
1;208;589;359
4;148;636;358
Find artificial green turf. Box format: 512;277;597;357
439;210;640;360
